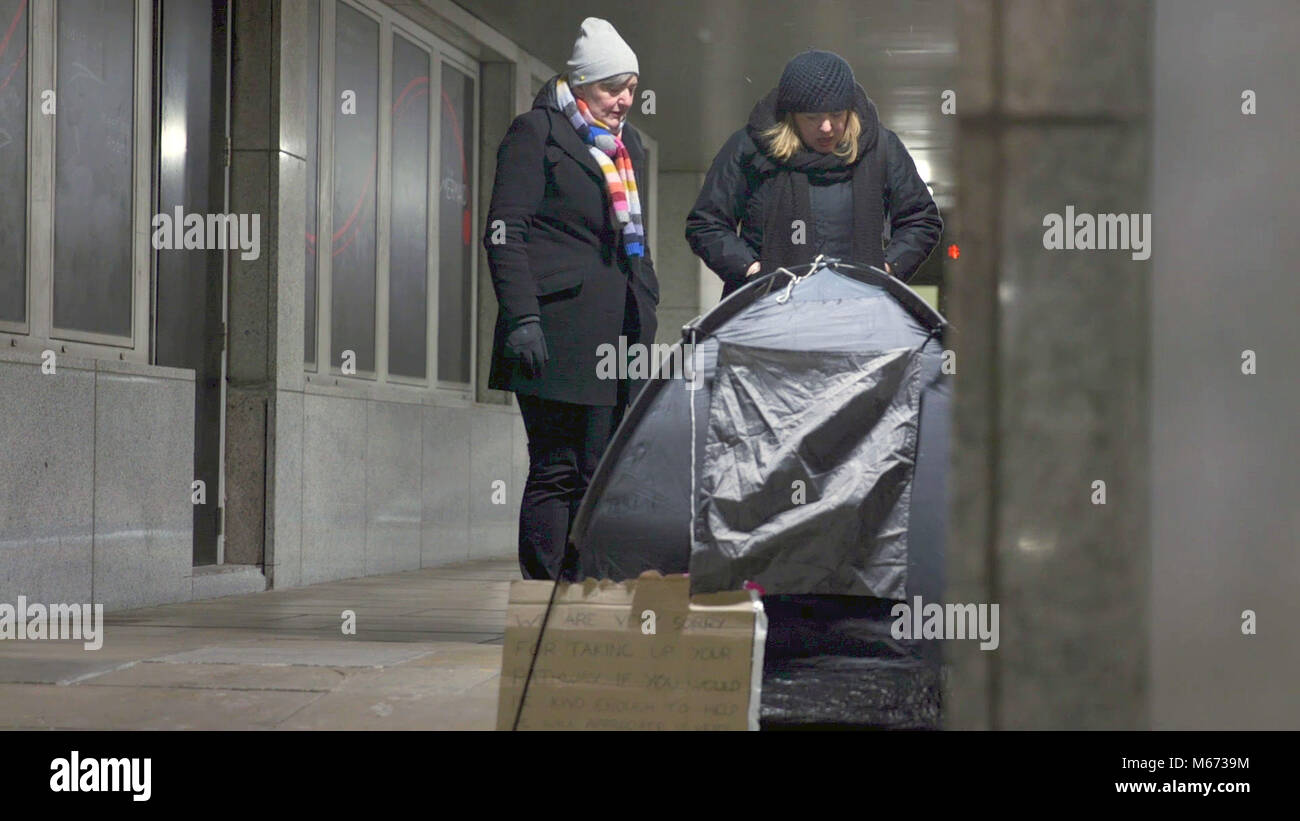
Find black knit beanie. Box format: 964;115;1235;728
775;50;856;118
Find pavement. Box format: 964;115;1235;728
0;558;519;730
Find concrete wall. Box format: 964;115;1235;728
947;0;1152;729
229;0;531;591
654;171;711;341
0;1;538;613
268;390;525;589
1149;0;1300;728
0;351;196;610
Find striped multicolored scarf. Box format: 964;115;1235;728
555;76;645;258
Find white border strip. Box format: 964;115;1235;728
747;589;766;732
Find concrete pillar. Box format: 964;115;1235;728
654;171;710;342
476;60;517;406
946;0;1152;728
1150;0;1300;728
225;0;310;574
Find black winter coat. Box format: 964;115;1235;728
484;78;659;405
685;107;942;298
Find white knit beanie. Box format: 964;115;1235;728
566;17;638;86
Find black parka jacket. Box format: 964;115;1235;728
685;113;942;298
483;77;659;405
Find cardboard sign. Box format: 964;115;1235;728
496;573;766;731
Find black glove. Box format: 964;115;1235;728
505;318;548;379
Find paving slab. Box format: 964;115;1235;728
83;662;347;692
273;614;506;632
0;682;324;730
0;558;519;730
151;640;435;668
0;657;140;686
276;660;503;730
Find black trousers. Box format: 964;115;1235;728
514;284;642;580
515;395;622;580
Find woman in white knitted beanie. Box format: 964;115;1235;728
483;18;658;581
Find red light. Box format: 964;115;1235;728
947;243;960;260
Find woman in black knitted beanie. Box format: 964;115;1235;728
685;49;943;298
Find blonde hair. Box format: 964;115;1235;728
759;110;862;164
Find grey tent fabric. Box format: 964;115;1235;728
573;260;948;601
569;260;951;728
694;341;924;597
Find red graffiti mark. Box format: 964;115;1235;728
330;147;377;258
310;72;472;260
392;75;428;121
0;41;24;94
0;0;26;65
0;0;26;95
441;85;471;245
329;75;434;259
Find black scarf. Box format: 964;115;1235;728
746;83;886;273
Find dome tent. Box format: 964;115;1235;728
568;259;951;728
572;260;949;600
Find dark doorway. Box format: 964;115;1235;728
153;0;230;566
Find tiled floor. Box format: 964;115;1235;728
0;558;519;730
